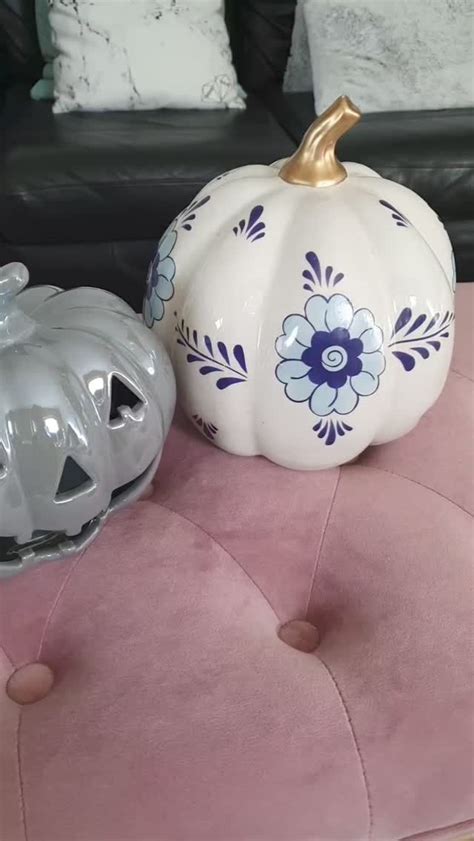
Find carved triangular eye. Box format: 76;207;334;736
109;376;143;422
56;457;92;498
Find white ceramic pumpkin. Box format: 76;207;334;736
144;96;456;470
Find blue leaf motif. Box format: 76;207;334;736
199;366;221;375
390;308;453;370
178;195;210;231
392;351;416;371
312;418;351;446
379;199;410;227
233;344;247;373
405;314;427;335
217;377;244;390
326;423;336;446
218;342;230;364
176;317;248;390
248;222;265;238
306;252;321;283
392;308;412;338
246;205;263;232
193;196;211;212
412;347;430;359
192;414;219;441
317;422;328;439
302;252;344;290
233;205;266;241
424;313;440;333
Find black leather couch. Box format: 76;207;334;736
1;0;473;311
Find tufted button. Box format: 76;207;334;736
6;663;55;705
278;620;320;653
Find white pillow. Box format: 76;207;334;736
49;0;245;113
303;0;474;114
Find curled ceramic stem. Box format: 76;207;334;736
279;95;362;188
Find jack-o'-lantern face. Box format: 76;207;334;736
0;264;175;576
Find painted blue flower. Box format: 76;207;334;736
143;226;177;326
276;294;385;416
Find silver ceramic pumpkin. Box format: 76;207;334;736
0;263;176;577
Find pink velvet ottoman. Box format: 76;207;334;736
1;286;473;841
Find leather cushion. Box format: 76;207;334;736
0;239;155;311
0;85;295;246
269;92;474;223
228;0;296;92
0;0;42;82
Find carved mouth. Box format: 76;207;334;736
0;456;159;576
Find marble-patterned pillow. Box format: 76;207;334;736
304;0;474;114
49;0;245;113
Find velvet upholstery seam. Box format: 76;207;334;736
16;711;28;841
399;816;474;840
304;470;341;619
155;500;281;622
360;464;472;517
0;642;14;668
36;549;87;660
451;367;474;384
12;551;89;841
318;656;373;840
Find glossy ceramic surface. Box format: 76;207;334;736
144;160;455;470
0;263;176;576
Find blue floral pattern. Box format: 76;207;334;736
143;195;210;326
179;195;211;231
143;226;177;327
302;251;344;291
192;415;218;440
379;199;411;227
233;205;266;242
176;315;248;390
276;294;385;421
389;307;454;371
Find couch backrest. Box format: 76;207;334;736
227;0;296;92
0;0;296;91
0;0;42;83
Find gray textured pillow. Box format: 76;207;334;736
304;0;474;114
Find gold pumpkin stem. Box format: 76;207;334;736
279;95;362;188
